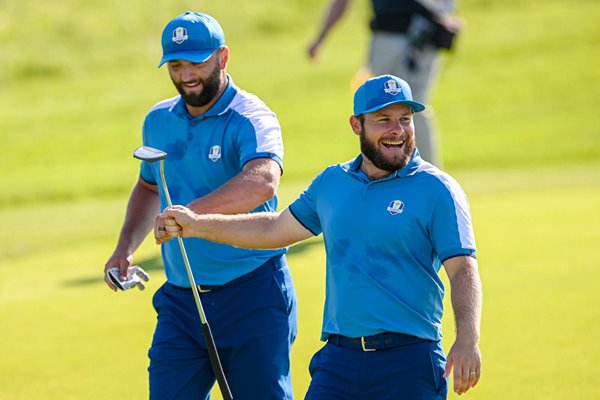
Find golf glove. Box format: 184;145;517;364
107;266;150;291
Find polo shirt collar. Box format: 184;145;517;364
173;74;238;120
346;148;424;181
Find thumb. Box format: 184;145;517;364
443;355;454;378
119;259;132;280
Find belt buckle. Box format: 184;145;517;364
197;285;211;293
361;336;376;352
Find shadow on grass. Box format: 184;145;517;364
62;254;163;287
63;238;323;288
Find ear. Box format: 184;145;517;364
349;115;362;136
218;47;230;69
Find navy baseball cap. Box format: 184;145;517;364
158;12;226;67
353;75;425;115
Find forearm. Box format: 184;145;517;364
315;0;350;42
162;207;313;250
187;212;292;249
187;159;279;215
187;177;273;215
448;257;482;345
114;180;160;253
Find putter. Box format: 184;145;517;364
133;145;233;400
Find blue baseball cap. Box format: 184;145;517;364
158;12;226;67
353;75;425;115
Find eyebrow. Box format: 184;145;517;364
373;109;413;118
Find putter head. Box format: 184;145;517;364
133;146;167;162
107;266;150;291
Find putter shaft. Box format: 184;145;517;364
158;159;233;400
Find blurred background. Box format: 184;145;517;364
1;0;599;398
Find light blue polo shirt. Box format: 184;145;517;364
140;76;285;286
289;150;476;341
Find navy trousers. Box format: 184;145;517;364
148;255;297;400
305;334;448;400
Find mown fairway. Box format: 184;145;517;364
1;0;599;399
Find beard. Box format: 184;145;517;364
172;62;222;108
359;123;415;172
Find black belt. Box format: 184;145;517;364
328;332;425;352
196;253;286;293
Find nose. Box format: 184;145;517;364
181;65;197;83
391;119;406;133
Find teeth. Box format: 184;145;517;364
382;141;404;145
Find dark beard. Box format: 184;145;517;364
172;62;222;107
359;123;414;172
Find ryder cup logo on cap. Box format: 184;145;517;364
383;79;402;95
353;74;426;116
159;11;226;67
172;27;189;44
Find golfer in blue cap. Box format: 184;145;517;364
157;74;483;398
106;11;297;400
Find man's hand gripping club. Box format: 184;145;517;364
154;205;197;243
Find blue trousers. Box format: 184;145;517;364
148;255;297;400
305;336;448;400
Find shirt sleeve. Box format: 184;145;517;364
139;118;158;184
235;101;284;171
429;178;477;262
139;161;157;185
288;171;326;236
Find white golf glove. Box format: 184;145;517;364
107;266;150;291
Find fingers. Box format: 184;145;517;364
164;218;182;236
445;344;482;395
104;257;132;291
104;267;119;292
453;365;467;395
154;215;177;244
105;265;151;292
160;204;189;219
155;207;189;243
455;366;480;395
469;367;481;388
443;357;453;379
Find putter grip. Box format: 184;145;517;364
202;322;233;400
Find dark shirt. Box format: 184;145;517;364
370;0;436;33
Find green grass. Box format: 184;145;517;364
1;0;599;398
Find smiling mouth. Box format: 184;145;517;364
183;81;202;89
381;140;405;149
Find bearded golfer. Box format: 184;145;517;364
105;11;297;400
156;74;482;399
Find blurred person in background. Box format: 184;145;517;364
307;0;462;167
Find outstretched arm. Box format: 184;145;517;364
154;158;283;245
443;255;483;395
158;205;314;250
307;0;351;59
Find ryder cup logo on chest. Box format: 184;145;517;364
172;27;189;44
383;79;402;96
387;200;405;215
208;145;222;162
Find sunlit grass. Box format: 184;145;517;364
1;0;599;398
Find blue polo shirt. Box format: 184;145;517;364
140;76;285;286
289;150;476;341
